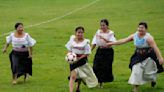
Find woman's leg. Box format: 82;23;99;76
151;81;156;87
69;70;77;92
11;54;19;84
12;73;18;84
132;85;139;92
24;73;30;82
99;82;103;88
76;80;81;92
129;63;143;92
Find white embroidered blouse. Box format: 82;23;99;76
6;32;36;51
65;35;91;55
92;29;116;46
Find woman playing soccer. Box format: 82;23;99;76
100;22;164;92
65;26;98;92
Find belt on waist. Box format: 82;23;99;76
135;47;153;55
98;46;111;49
76;54;83;57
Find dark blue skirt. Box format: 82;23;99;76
9;50;32;78
93;47;114;83
69;57;87;71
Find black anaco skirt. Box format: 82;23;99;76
9;50;32;78
93;47;114;83
70;57;87;71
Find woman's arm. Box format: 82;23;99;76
147;36;164;65
106;34;134;46
28;46;32;58
77;54;89;61
97;35;109;43
91;34;97;51
91;44;96;51
2;43;10;54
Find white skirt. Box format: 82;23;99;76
128;57;158;85
74;63;98;88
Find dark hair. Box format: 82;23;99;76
100;19;109;26
138;22;148;29
15;22;23;29
75;26;85;32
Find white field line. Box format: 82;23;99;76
0;0;100;37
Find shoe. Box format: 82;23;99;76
132;86;139;92
98;85;103;88
12;80;17;85
151;82;156;87
98;83;103;88
131;88;139;92
24;73;30;82
100;85;103;88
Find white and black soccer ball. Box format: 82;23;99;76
65;52;77;64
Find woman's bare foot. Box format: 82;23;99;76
12;79;17;85
132;85;139;92
151;81;156;87
98;83;103;88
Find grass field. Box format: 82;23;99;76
0;0;164;92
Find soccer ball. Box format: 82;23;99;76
65;52;77;64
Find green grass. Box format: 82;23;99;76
0;0;164;92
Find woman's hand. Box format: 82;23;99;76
2;48;7;54
28;54;32;58
76;57;80;61
159;57;164;65
106;42;113;47
96;34;114;47
76;57;81;61
96;35;108;43
2;43;9;54
76;54;88;61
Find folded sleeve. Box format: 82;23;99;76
26;34;36;46
6;33;13;44
92;30;100;45
70;35;75;41
84;40;91;54
65;40;72;51
65;35;75;51
109;33;116;42
91;34;97;45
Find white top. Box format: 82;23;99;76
133;32;152;48
65;35;91;54
6;32;36;51
92;29;116;46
